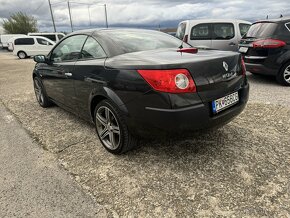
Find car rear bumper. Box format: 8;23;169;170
126;82;249;138
245;62;278;76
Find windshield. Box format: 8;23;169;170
103;30;189;54
244;22;278;38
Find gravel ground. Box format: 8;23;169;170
0;53;289;217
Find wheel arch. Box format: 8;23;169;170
89;87;128;122
277;51;290;73
17;50;27;56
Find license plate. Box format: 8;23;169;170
212;92;239;114
239;47;248;53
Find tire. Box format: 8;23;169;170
94;100;138;154
33;77;53;108
17;51;27;59
276;62;290;86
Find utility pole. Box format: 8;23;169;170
67;1;73;32
88;5;92;27
104;4;108;28
48;0;56;32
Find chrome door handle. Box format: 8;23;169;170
65;72;72;77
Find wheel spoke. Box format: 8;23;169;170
96;105;121;150
109;132;116;148
34;80;43;103
96;113;107;126
100;128;109;139
34;82;39;89
285;69;290;75
39;91;44;103
105;108;110;123
111;125;120;134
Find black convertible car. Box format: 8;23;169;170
33;29;249;154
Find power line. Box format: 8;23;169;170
68;2;109;28
32;0;46;13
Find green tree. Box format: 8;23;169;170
2;12;38;34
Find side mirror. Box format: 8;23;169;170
33;55;47;63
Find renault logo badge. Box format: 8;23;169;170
223;61;229;72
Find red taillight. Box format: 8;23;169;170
177;48;198;54
252;39;286;48
183;34;188;43
137;69;196;93
241;57;246;76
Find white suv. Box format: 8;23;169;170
176;19;251;51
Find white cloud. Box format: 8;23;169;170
0;0;289;32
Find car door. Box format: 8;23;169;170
188;23;212;48
23;38;35;56
72;36;107;120
40;34;88;111
211;23;237;51
28;37;39;56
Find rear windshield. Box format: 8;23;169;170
104;30;188;54
244;22;278;38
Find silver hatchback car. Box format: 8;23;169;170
176;19;251;51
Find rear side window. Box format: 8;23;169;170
239;23;251;36
15;38;34;45
191;23;211;40
80;37;106;59
176;23;186;40
244;22;278;38
212;23;234;40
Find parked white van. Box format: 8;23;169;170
13;36;55;59
0;34;27;49
176;19;251;51
28;32;65;42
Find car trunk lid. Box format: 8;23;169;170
105;48;245;102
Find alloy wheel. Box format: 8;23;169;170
284;65;290;84
34;79;44;105
96;106;121;150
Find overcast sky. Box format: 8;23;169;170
0;0;289;32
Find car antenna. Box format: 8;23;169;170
179;39;184;49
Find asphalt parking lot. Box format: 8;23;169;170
0;52;290;217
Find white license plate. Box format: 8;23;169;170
212;92;239;114
239;47;248;53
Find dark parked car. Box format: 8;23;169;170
239;17;290;86
32;29;249;154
